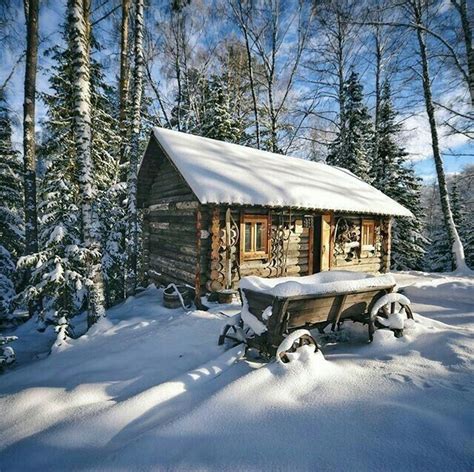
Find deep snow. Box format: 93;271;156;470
150;127;412;216
0;272;473;471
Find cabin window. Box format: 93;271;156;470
240;215;270;260
361;219;375;249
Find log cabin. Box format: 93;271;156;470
137;127;412;301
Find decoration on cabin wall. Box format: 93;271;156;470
268;213;293;277
334;217;361;262
208;208;225;292
207;208;241;292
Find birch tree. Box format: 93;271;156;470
22;0;39;255
119;0;131;172
126;0;144;295
410;0;469;273
68;0;105;326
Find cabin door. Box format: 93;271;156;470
313;214;331;273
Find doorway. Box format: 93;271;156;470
313;214;332;273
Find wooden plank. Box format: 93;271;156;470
195;208;202;304
307;223;314;275
320;213;331;271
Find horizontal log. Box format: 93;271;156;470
149;260;200;281
332;264;382;273
149;222;196;234
150;261;205;280
151;177;190;191
148;209;197;219
148;194;197;205
148;240;197;256
240;257;308;271
333;257;382;267
149;249;204;266
240;264;308;278
148;269;195;287
151;186;194;199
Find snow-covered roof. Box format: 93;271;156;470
149;127;412;217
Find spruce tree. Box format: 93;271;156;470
327;71;373;181
0;91;23;322
201;75;245;143
17;11;120;328
371;82;426;270
0;90;24;260
450;180;473;269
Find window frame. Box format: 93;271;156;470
361;219;376;249
240;214;271;261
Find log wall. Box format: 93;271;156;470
202;206;313;292
140;141;392;291
330;215;390;274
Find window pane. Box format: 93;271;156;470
255;223;264;251
245;223;252;251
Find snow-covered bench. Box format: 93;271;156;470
219;271;413;362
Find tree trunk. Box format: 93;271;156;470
69;0;106;326
243;23;261;149
22;0;39;255
413;0;468;272
119;0;131;174
373;25;382;173
336;10;346;154
126;0;144;295
451;0;473;106
233;1;260;149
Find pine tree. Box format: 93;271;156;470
0;91;23;322
327;71;373;181
371;82;426;270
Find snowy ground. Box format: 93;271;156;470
0;272;473;471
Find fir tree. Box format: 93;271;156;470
327;71;373;180
0;91;23;321
17;10;120;328
201;75;245;143
450;180;473;269
0;246;16;321
371;82;426;270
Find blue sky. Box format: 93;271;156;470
2;1;472;182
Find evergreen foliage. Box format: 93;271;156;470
0;91;24;260
450;180;473;269
424;170;473;272
201;75;245;143
170;67;246;144
0;91;23;321
17;17;120;327
371;83;426;270
327;71;373;180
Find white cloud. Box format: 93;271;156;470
401;107;471;162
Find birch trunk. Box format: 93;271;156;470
451;0;473;106
413;0;468;273
242;22;261;149
119;0;131;173
373;25;382;170
69;0;106;326
22;0;39;255
126;0;144;295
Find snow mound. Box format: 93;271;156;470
149;127;412;216
240;271;396;298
